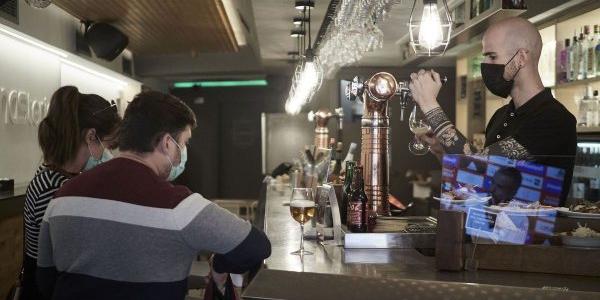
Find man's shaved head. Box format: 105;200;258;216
481;16;544;90
483;17;542;65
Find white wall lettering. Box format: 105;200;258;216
0;87;49;126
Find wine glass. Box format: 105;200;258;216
289;188;316;255
408;104;432;156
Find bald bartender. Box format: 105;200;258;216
410;17;576;206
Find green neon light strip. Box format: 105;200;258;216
173;79;268;88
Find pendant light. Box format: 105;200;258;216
290;29;305;38
408;0;453;56
285;3;323;115
295;1;314;10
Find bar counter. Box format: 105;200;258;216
243;185;600;299
0;187;25;298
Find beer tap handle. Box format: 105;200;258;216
345;76;364;102
307;110;315;122
395;81;412;122
334;107;344;130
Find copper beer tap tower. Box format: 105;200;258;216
308;108;344;149
346;72;415;216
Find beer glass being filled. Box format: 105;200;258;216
289;188;316;255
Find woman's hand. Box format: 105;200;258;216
408;69;443;114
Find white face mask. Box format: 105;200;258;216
164;136;187;181
83;136;113;171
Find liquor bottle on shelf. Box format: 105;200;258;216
347;165;368;233
568;37;576;82
592;90;600;127
560;39;570;83
341;160;356;225
585;87;598;128
578;30;587;80
596;24;600;77
571;31;579;82
589;25;598;79
577;85;593;127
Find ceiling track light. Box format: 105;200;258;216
295;0;314;10
285;0;322;115
293;16;309;25
290;29;306;38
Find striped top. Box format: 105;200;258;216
37;158;271;300
24;166;69;259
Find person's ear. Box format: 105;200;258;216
85;128;97;145
158;133;172;153
517;48;528;68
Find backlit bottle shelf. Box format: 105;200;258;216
577;126;600;133
552;76;600;89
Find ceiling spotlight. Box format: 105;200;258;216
290;29;305;38
295;0;314;10
293;16;309;25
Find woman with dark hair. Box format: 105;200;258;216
21;86;121;299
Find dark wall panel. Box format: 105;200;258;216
174;90;220;199
172;75;290;199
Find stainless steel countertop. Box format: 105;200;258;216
261;187;600;293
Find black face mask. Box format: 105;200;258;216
480;51;520;98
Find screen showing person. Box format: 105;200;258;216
439;154;568;245
441;154;565;206
489;167;522;205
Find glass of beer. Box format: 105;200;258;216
290;188;316;255
408;104;431;156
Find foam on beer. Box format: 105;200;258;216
290;200;315;207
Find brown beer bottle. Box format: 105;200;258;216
347;165;367;233
341;161;356;225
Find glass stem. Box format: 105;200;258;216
300;224;304;252
414;136;422;147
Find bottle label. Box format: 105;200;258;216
348;202;363;226
587;112;595;126
573;183;586;199
589;48;595;69
591;178;600;189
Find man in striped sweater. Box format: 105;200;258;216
36;91;271;299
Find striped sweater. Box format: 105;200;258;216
24;166;69;259
37;157;271;300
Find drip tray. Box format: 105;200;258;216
343;216;437;249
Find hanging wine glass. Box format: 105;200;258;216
408;104;432;156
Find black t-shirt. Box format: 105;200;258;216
485;88;577;205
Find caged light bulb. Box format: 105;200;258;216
418;0;443;50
